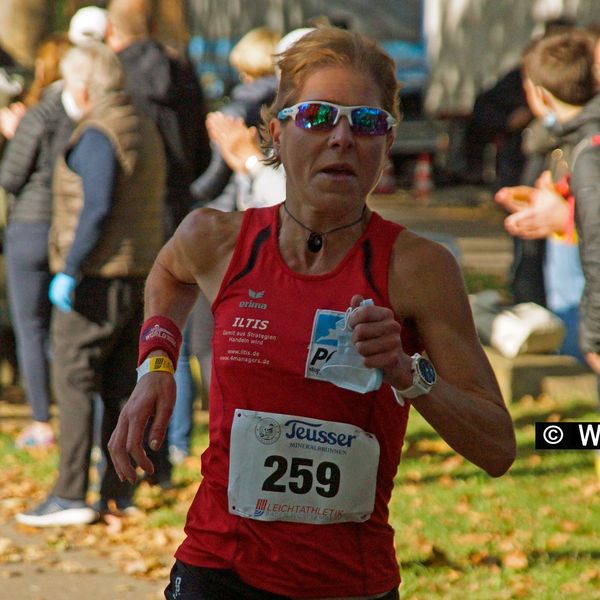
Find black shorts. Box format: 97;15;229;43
164;560;400;599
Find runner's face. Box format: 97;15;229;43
270;65;393;211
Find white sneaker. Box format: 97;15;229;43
16;495;98;527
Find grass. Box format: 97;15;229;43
462;267;508;295
1;390;598;599
392;393;600;599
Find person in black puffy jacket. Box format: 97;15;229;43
0;34;73;449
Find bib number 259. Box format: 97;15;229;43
262;455;341;498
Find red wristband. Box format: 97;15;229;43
138;316;182;367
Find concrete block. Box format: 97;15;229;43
483;346;593;403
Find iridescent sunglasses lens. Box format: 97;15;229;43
295;103;338;130
349;107;390;135
292;103;391;135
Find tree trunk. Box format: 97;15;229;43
0;0;56;67
155;0;190;54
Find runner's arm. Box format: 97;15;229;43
350;233;515;477
108;208;241;483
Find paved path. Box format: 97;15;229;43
0;518;164;600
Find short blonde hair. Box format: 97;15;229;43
229;27;281;79
60;42;125;102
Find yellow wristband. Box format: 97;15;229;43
136;356;175;382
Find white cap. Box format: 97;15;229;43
274;28;315;79
68;6;108;46
275;28;315;56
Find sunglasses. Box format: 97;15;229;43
277;101;396;136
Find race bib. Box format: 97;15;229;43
228;409;380;524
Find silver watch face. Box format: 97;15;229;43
416;357;436;385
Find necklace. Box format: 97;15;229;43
282;202;367;253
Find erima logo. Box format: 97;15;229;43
239;289;268;309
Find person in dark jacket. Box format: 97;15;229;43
190;26;280;210
105;0;211;485
0;34;73;449
181;27;281;462
106;0;210;238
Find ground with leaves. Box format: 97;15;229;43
1;387;598;600
0;392;189;599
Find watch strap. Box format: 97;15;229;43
392;353;435;405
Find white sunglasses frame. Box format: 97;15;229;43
277;101;397;134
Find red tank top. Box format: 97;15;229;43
176;204;421;597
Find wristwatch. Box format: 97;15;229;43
393;353;437;404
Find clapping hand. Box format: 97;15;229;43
496;171;569;239
206;112;262;174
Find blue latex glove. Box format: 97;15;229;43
49;273;76;313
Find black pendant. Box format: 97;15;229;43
307;232;323;253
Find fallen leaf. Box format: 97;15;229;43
454;532;492;546
510;575;534;597
581;568;600;583
502;550;528;570
468;551;501;567
560;520;580;533
123;559;148;575
438;474;454;487
56;560;94;574
441;455;464;472
546;532;570;550
0;570;22;579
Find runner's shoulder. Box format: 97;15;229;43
178;207;244;252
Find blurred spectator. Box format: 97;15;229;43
461;19;576;310
0;9;105;140
0;44;22;109
106;0;210;238
462;67;533;189
509;21;579;309
190;26;280;211
205;112;285;210
459;18;575;190
198;28;316;212
0;33;72;449
106;0;211;475
180;28;308;454
496;28;599;363
496;27;600;479
16;42;166;526
182;29;310;448
497;26;594;362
